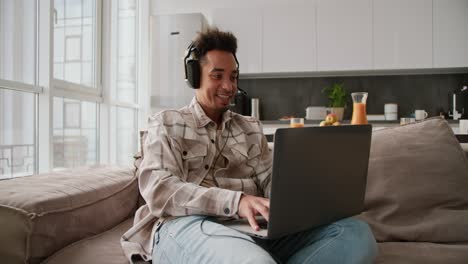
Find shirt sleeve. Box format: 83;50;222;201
138;116;242;218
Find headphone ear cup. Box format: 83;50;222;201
186;59;201;89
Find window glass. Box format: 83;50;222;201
0;89;36;179
116;0;137;103
116;107;137;166
110;0;138;166
0;0;36;85
54;0;96;88
53;97;98;169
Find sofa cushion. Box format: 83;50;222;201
43;217;133;264
358;118;468;243
376;242;468;264
0;165;138;264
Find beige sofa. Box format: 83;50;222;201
0;117;467;264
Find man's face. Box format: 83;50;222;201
196;50;238;117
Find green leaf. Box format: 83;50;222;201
322;83;347;107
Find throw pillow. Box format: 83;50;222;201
358;117;468;242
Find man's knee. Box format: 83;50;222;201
339;218;378;263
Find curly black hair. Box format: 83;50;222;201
192;27;237;63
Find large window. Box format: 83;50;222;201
110;0;138;166
1;0;148;176
0;0;39;179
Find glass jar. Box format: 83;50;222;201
351;92;368;125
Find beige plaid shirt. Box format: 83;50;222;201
121;97;273;263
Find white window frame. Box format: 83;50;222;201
0;79;43;94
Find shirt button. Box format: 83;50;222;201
182;151;187;156
224;208;230;214
204;164;209;170
211;139;215;143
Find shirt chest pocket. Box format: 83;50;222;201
179;139;208;174
230;143;262;167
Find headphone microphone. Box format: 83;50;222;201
237;87;247;95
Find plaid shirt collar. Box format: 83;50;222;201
189;97;233;129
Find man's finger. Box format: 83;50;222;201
254;203;270;222
259;198;270;209
246;211;259;231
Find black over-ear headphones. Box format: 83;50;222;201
183;42;240;89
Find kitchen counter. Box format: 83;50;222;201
261;119;462;136
261;119;461;125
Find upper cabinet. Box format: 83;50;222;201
212;9;263;73
316;0;373;71
433;0;468;68
262;6;317;73
208;1;468;74
373;0;433;69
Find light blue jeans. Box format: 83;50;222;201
152;215;378;264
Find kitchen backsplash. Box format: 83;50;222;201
238;73;468;120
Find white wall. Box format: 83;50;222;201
151;0;313;23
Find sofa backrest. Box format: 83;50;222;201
359;117;468;243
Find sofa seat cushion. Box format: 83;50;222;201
43;217;134;264
358;118;468;243
0;165;138;264
376;242;468;264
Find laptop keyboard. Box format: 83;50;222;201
258;221;268;230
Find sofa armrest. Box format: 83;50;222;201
0;165;138;264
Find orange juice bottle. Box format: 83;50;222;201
351;92;368;125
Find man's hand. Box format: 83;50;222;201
238;194;270;231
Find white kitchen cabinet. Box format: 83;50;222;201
316;0;373;71
262;6;317;73
433;0;468;68
373;0;432;69
212;9;262;73
150;13;206;111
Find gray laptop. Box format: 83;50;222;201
223;125;372;239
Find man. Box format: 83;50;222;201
121;28;378;263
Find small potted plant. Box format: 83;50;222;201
322;83;347;121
